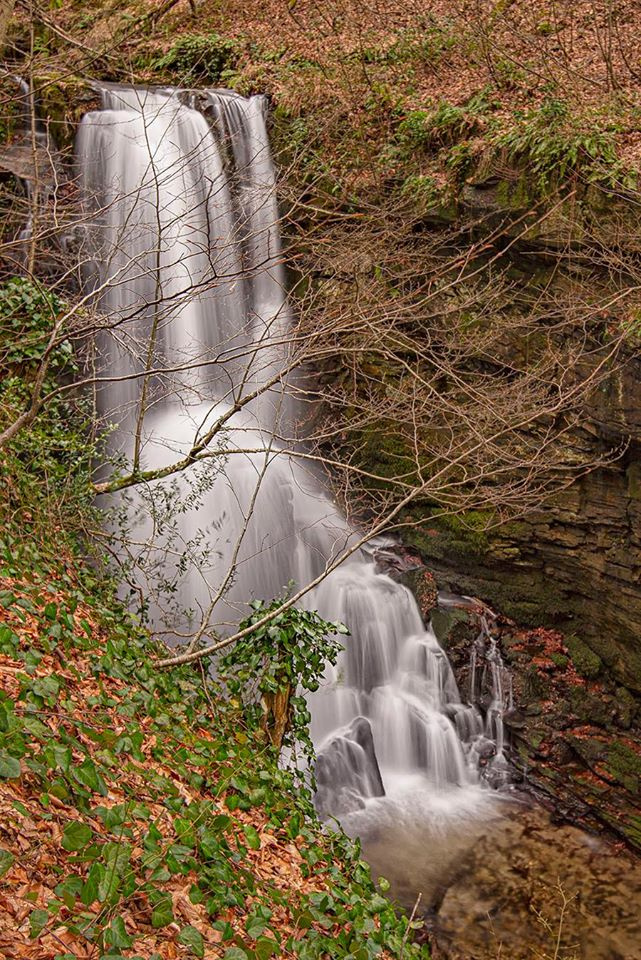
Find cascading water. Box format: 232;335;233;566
78;84;510;820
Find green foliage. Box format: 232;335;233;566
401;174;442;209
395;109;432;151
220;599;347;767
0;537;429;958
154;33;238;84
0;277;96;548
357;21;457;67
0;277;67;373
439;509;493;553
606;741;641;791
394;94;490;160
446;141;476;182
494;98;620;193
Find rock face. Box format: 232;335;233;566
432;602;641;854
407;330;641;698
394;167;641;698
356;793;641;960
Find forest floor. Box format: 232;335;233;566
0;538;424;959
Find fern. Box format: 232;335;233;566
495;99;619;193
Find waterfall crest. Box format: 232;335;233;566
79;84;509;815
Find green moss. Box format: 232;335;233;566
550;652;569;669
523;665;552;700
566;634;603;679
606;741;641;792
528;729;546;750
430;607;470;648
405;510;494;561
35;75;98;151
627;462;641;500
568;686;613;727
0;78;24;143
442;510;493;550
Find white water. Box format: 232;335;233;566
78;85;509;817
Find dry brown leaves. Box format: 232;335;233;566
0;574;339;958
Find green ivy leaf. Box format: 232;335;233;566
99;843;131;903
246;915;267;939
254;938;279;960
0;751;21;779
29;908;49;939
61;821;93;852
43;743;72;773
151;896;174;928
104;915;134;949
81;861;104;906
0;847;14;878
223;949;248;960
243;825;261;850
177;925;205;957
72;758;108;796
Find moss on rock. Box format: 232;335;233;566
566;634;603;679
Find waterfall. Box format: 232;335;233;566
78;84;508;816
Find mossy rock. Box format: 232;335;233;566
431;606;471;650
35;75;99;152
405;509;493;561
606;741;641;792
568;686;612;727
566;634;603;679
550;652;569;670
523;664;552;701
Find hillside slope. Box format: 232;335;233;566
0;538;425;958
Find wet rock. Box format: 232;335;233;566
400;566;439;622
314;716;385;818
423;606;641;852
433;804;641;960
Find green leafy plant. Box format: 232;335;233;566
0;277;67;375
395;95;488;158
494;98;619;193
220;598;348;766
0;534;428;957
154;33;239;83
0;278;95;546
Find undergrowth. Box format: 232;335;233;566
0;280;429;957
0;537;427;957
0;278;97;548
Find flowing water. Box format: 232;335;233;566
78;83;510;871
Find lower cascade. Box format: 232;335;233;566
80;83;510;818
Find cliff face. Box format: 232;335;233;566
404;177;641;695
412;449;641;694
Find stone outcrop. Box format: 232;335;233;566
433;803;641;960
432;599;641;853
403;167;641;695
408;355;641;695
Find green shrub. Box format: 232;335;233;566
401;173;441;206
395;94;489;158
494;98;619;193
0;278;95;549
154;33;238;84
395;109;432;150
220;599;347;770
